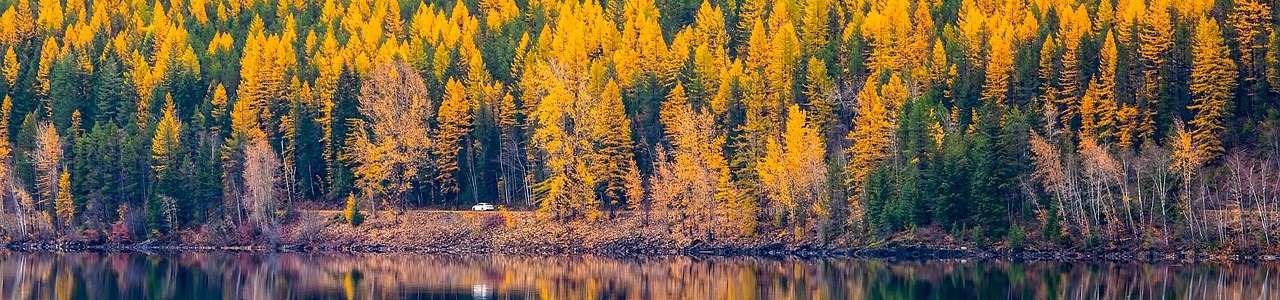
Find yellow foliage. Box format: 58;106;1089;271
1;46;16;87
152;95;182;171
436;78;472;196
55;169;73;227
1188;17;1236;162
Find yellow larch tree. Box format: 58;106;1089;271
1055;4;1090;125
0;96;10;190
151;95;182;172
982;29;1014;106
1082;31;1118;141
32;121;61;203
759;104;827;240
800;0;830;52
1;46;15;88
36;0;64;33
862;0;913;75
1138;0;1173;141
54;169;73;228
804;57;837;133
1228;0;1272;93
846;76;896;224
657;83;737;236
1187;17;1237;162
435;78;472;199
1269;31;1280;94
589;80;638;210
350;61;434;214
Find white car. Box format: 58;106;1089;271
471;203;495;211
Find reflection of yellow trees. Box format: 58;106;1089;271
0;252;1279;299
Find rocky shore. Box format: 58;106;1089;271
8;239;1278;263
6;210;1279;262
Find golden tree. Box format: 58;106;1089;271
54;169;73;228
0;96;10;189
1228;0;1272;90
982;30;1014;106
656;83;737;236
1138;0;1173;141
759;105;827;240
350;61;434;214
1;47;16;88
151;95;182;172
804;57;836;133
1188;17;1237;162
435;78;472;198
1270;31;1280;94
589;80;638;210
846;76;895;223
32;121;61;204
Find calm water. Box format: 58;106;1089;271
0;252;1276;299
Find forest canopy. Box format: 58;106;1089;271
0;0;1277;248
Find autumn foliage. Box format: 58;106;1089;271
0;0;1272;250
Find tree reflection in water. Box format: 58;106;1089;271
0;252;1275;299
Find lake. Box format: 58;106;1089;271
0;251;1275;299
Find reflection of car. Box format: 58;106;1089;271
472;203;495;211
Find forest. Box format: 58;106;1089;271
0;0;1277;250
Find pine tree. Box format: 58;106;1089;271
1188;18;1237;162
324;66;360;201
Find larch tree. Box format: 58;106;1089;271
350;61;434;215
982;30;1014;106
656;83;736;236
804;57;837;134
589;80;637;212
1056;5;1090;127
1187;18;1237;162
0;96;11;186
1138;0;1173;141
54;169;72;228
1090;31;1119;142
32;121;61;205
759;104;827;240
1269;31;1280;94
2;47;16;88
846;76;897;226
1228;0;1271;94
435;78;472;200
151;96;182;173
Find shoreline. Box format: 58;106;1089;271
6;240;1278;263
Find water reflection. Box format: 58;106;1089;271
0;251;1275;299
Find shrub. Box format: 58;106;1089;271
292;216;324;244
344;194;363;226
498;206;517;229
110;220;132;242
1008;225;1027;250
